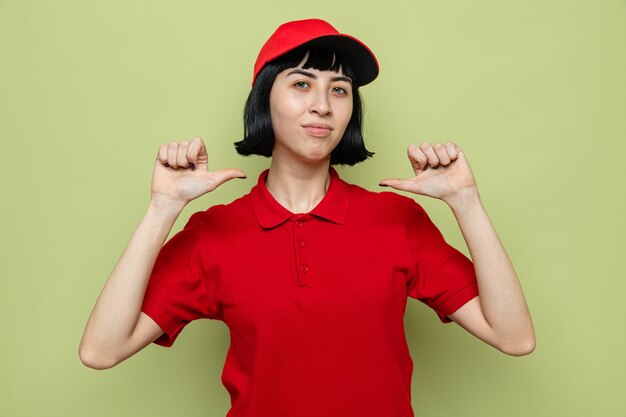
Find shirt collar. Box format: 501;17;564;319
250;166;349;229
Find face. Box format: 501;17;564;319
268;57;353;165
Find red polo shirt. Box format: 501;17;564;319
141;166;479;417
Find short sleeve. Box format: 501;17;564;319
141;211;219;347
405;201;479;323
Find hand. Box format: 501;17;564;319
379;142;479;205
150;137;246;208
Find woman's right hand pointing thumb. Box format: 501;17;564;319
151;137;246;208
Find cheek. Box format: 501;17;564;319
270;105;285;129
269;99;281;123
339;102;354;127
269;89;284;126
270;105;295;141
271;100;299;128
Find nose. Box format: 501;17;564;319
309;89;332;116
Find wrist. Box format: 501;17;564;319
148;195;187;217
443;186;482;213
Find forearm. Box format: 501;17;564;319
79;199;185;361
446;190;535;351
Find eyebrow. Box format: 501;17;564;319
286;69;353;84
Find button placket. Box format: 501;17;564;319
292;215;311;287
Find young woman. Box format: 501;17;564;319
79;18;535;417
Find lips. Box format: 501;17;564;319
302;123;333;137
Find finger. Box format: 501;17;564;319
444;142;459;160
212;168;248;187
433;143;451;165
177;141;191;168
420;142;440;168
156;144;168;165
188;137;209;171
167;141;179;169
407;144;429;171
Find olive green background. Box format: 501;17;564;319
1;1;624;416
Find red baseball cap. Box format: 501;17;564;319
252;19;379;87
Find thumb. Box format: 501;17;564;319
210;168;247;188
378;177;415;192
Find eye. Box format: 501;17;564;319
294;81;309;89
332;86;348;95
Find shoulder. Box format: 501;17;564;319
186;192;254;231
345;181;419;209
343;180;424;222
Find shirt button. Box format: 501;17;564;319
296;221;303;227
300;265;309;273
299;239;305;247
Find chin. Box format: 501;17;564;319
274;141;335;165
298;152;332;165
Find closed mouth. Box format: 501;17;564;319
302;123;333;130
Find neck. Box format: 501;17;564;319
265;158;331;214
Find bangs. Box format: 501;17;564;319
298;48;344;73
272;47;356;81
